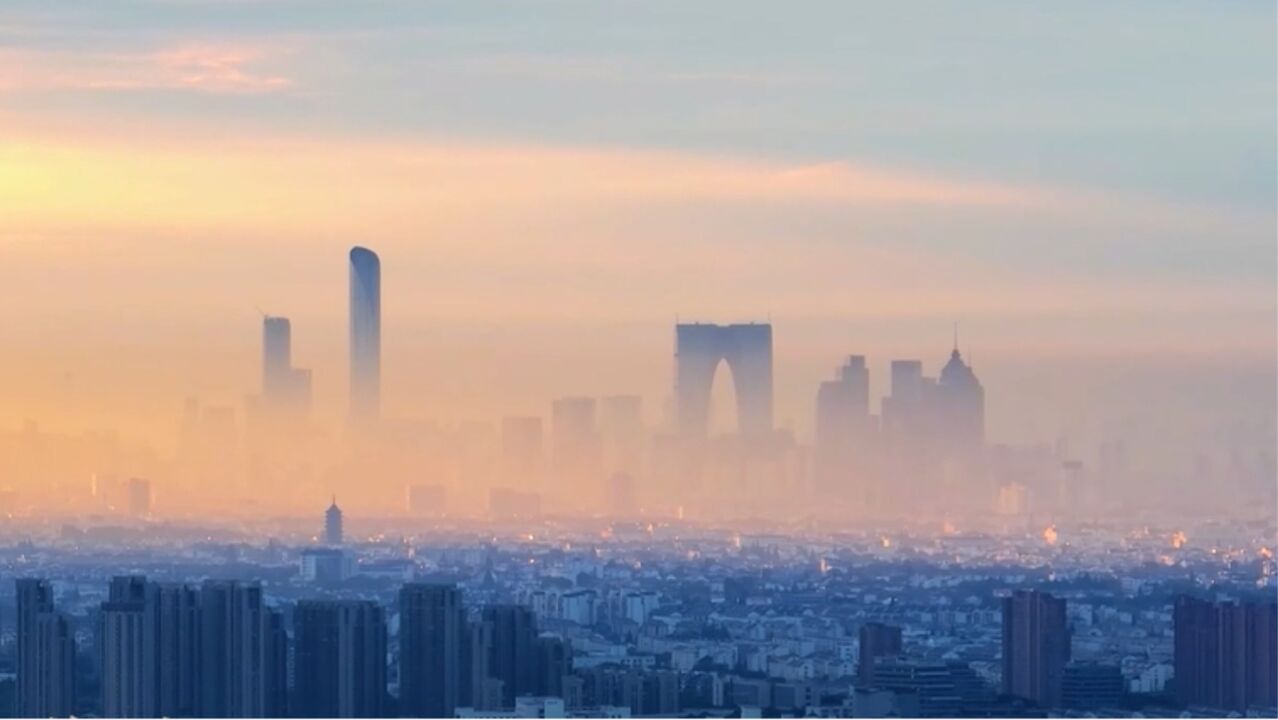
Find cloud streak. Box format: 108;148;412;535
0;122;1059;241
0;42;292;94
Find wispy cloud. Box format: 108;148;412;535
0;42;293;94
0;122;1057;247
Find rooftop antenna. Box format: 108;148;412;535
953;321;959;353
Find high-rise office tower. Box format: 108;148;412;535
262;315;292;402
348;246;381;427
481;605;540;707
881;359;924;435
197;581;287;718
936;337;985;456
16;579;76;718
399;584;464;717
294;600;387;718
880;358;935;510
858;622;903;688
551;397;601;501
325;497;344;545
1002;590;1071;708
674;322;773;438
814;355;871;497
261;315;313;421
1174;596;1278;711
599;395;644;475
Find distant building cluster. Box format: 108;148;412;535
3;244;1264;523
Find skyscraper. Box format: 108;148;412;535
1002;590;1071;708
599;395;644;476
674;322;773;439
97;576;201;718
884;360;925;439
464;613;500;711
814;355;871;498
263;609;289;719
348;246;381;427
936;337;985;456
15;578;51;717
399;584;464;717
480;605;540;707
261;315;313;420
34;613;76;718
326;497;344;545
879;359;930;511
262;315;292;402
1174;596;1278;712
294;600;387;718
16;579;76;718
551;397;601;503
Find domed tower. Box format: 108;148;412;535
325;497;343;545
937;327;985;453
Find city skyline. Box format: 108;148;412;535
0;241;1272;520
0;3;1274;718
0;2;1272;487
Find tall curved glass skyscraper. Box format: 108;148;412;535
349;246;381;426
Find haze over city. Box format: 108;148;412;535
1;1;1273;524
1;3;1276;720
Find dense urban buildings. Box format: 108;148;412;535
0;246;1270;720
2;0;1273;717
6;530;1274;720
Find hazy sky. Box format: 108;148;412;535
0;1;1273;455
